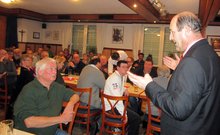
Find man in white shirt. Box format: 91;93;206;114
104;60;140;135
108;50;128;74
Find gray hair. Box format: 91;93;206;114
35;58;56;77
176;11;202;33
157;65;170;78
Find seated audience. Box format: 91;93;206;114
12;48;22;68
33;47;43;61
108;51;128;74
14;58;79;135
54;56;66;85
0;49;17;118
104;60;140;135
65;53;85;75
143;65;171;129
82;53;89;65
14;54;35;103
126;57;137;84
99;55;108;79
129;55;158;115
136;55;157;78
45;45;54;58
134;53;145;70
63;48;71;61
77;57;106;135
0;49;17;95
40;50;49;59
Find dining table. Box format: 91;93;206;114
124;82;147;99
62;75;79;88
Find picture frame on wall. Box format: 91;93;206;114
45;31;52;39
207;35;220;50
207;35;220;56
53;31;59;40
112;26;124;44
33;32;40;39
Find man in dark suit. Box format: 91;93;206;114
128;11;220;135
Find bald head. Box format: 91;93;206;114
73;53;80;64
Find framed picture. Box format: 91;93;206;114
207;35;220;56
112;26;124;44
45;31;52;39
33;32;40;39
207;35;220;49
53;31;59;40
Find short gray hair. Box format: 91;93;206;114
157;65;170;78
35;58;56;77
176;11;202;33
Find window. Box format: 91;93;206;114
72;25;97;56
163;27;178;57
87;25;97;54
143;27;160;65
72;25;84;55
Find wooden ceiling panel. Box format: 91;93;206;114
119;0;160;22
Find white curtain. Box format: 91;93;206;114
96;23;108;54
60;23;73;50
132;24;144;59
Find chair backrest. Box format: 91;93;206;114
101;92;128;123
72;87;92;110
0;72;9;119
145;96;161;134
60;101;80;135
72;87;101;135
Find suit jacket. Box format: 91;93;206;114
65;61;85;75
146;39;220;135
77;65;105;109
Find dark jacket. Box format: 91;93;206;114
65;61;86;75
146;39;220;135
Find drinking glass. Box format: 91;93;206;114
68;69;73;76
0;119;14;135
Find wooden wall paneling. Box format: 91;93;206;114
56;46;63;55
18;42;62;55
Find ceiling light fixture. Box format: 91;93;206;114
1;0;14;3
149;0;168;17
133;3;137;8
133;0;137;8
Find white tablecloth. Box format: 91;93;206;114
13;129;35;135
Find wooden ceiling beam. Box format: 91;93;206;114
119;0;160;22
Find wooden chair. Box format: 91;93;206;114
60;101;80;135
100;92;128;135
0;73;10;119
73;87;101;135
145;96;161;135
